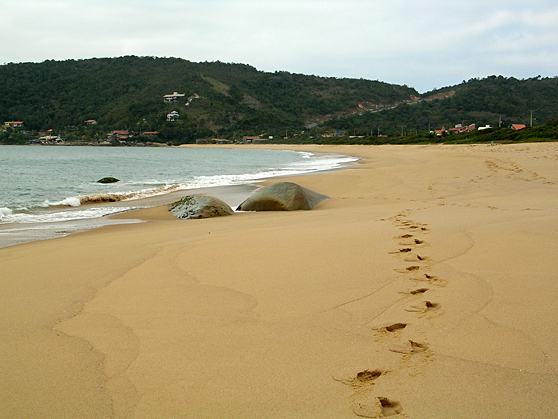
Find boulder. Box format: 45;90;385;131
97;176;120;184
169;195;234;219
237;182;328;211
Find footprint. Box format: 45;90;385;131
353;395;404;418
395;265;422;274
356;369;383;383
335;369;397;418
413;274;447;287
414;239;424;245
377;397;403;417
389;340;429;355
335;369;385;388
376;322;408;333
416;255;428;261
405;300;440;313
390;248;412;254
409;288;429;295
400;234;413;239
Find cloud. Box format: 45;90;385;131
1;0;556;91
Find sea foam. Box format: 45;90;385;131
1;207;134;224
0;207;13;220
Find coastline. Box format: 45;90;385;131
0;147;357;249
0;183;258;249
2;143;558;418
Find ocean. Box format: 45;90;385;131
0;145;356;247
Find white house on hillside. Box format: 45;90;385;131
163;92;186;103
167;111;180;122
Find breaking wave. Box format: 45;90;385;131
1;150;358;228
42;184;185;208
0;207;13;221
0;207;134;224
37;153;357;210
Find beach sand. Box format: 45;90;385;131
1;143;558;418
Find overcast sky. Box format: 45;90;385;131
2;0;557;91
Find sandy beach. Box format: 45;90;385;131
2;143;558;418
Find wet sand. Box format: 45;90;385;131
1;143;558;418
0;184;257;249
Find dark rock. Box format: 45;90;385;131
169;195;234;219
97;176;120;184
237;182;328;211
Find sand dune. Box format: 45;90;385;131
1;143;558;418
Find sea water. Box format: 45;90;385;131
0;146;356;247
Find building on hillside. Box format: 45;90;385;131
4;121;24;128
511;123;527;131
38;129;55;137
478;125;492;131
434;128;446;137
142;131;160;137
166;111;180;122
447;123;476;134
84;119;98;125
110;130;130;141
163;92;186;103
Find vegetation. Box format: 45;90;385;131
325;76;558;136
0;56;415;143
0;128;30;145
0;57;557;144
270;120;558;145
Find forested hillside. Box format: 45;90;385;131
0;56;416;140
327;76;558;136
1;57;556;142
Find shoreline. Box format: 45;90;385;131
0;147;358;249
0;183;258;250
2;142;558;418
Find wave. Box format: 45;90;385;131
182;153;358;188
42;184;185;208
2;151;358;226
0;206;134;224
0;207;13;221
44;153;357;208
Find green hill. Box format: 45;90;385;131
0;56;417;141
325;76;558;136
1;57;557;143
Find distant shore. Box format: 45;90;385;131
1;143;558;418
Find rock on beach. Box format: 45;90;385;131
169;195;234;219
237;182;328;211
